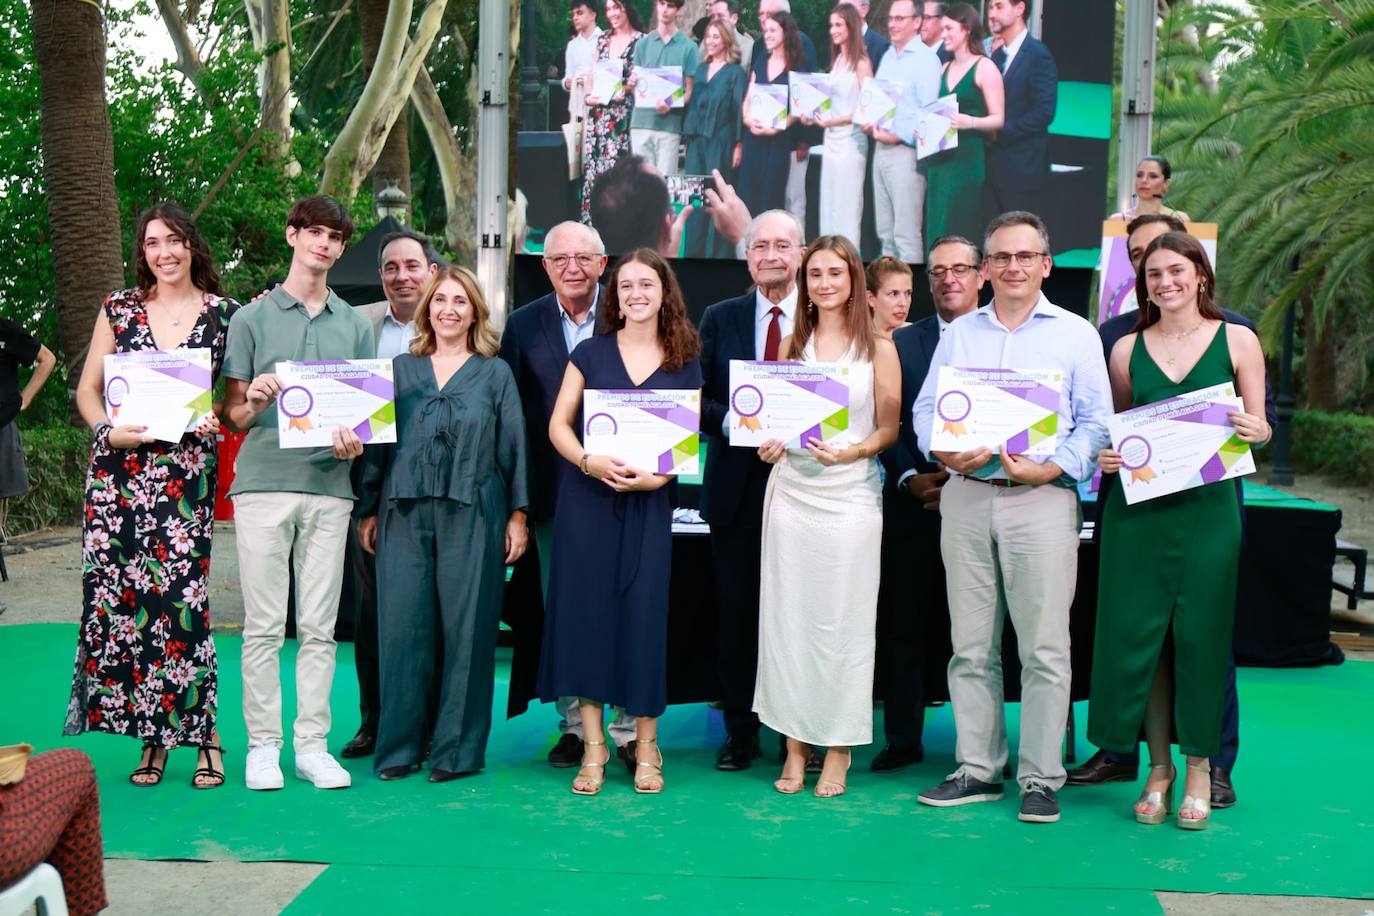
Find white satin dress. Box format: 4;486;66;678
818;64;868;247
753;339;882;747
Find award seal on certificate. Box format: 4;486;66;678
1107;382;1254;505
275;360;397;448
104;376;129;419
582;389;700;475
928;366;1062;455
727;360;850;448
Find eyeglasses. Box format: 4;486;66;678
545;253;601;271
927;264;978;280
747;240;796;256
986;250;1046;268
888;13;916;21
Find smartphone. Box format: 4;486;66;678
665;173;717;209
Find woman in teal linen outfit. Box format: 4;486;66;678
682;19;747;258
358;266;529;782
1090;232;1269;828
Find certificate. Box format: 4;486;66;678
275;360;396;449
854;77;899;130
727;360;851;448
583;389;701;475
590;59;624;104
928;366;1063;456
748;84;789;130
788;72;832;120
103;349;213;443
633;66;685;108
915;94;959;159
1108;382;1254;505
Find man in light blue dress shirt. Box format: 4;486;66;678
912;210;1111;824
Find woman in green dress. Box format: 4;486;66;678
1091;232;1269;830
922;4;1003;244
682;19;747;258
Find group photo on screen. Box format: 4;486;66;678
517;0;1115;261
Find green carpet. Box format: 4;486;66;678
4;624;1372;907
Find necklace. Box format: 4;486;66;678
1157;318;1205;367
157;294;199;327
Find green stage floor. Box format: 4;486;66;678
3;624;1371;913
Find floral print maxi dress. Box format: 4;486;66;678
64;288;239;749
579;29;641;222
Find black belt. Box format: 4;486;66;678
960;475;1026;489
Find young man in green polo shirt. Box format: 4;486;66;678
223;195;376;791
628;0;698;176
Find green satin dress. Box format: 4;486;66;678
1088;324;1241;758
924;61;988;244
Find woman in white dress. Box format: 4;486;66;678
803;4;872;246
754;235;900;798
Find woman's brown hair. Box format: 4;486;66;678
600;248;702;372
829;4;865;72
707;19;742;65
766;11;807;72
1131;231;1223;332
133;203;223;296
410;266;502;358
865;255;912;294
942;3;986;57
791;235;876;361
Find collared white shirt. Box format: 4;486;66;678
913;292;1112;484
559;287;600;354
565;29;602;114
999;26;1028;72
376;306;417;361
754;286;797;360
937;314;952;335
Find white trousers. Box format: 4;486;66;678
631;128;680;176
785;150;808;228
939;476;1080;790
235;491;353;755
872;142;925;263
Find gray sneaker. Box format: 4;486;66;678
917;767;1005;807
1018;781;1060;823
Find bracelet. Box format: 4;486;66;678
93;421;112;437
579;453;591;476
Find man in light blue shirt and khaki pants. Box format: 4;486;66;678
912;211;1112;824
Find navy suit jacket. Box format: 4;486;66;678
698;291;768;531
879;317;943;539
498;289;603;525
987;35;1057;196
863;28;891;72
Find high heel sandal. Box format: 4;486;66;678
1134;763;1174;825
1177;763;1212;830
633;738;665;795
571;738;609;796
814;748;851;799
191;743;226;789
774;740;806;795
129;743;167;787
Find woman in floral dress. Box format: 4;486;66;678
65;203;239;789
578;0;645;222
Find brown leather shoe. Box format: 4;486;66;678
1065;749;1138;786
1210;766;1236;808
340;727;375;759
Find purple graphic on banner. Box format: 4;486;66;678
1198;452;1228;483
960;368;1060;412
1166;401;1235;427
1099;237;1136;325
293;361;393;400
658;450;676;474
352;418;376;443
151;362;213;389
636;404;697;431
783;375;847;405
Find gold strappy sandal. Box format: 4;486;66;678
814;748;851;799
571;738;609;796
1134;763;1174;825
633;738;665;795
1177;763;1212;830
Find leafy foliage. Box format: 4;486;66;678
6;425;90;534
1291;409;1374;485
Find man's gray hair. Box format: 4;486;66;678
983;210;1050;257
544;220;607;256
927;233;981;264
744;209;804;251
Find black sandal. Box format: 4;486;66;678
191;744;226;789
130;743;167;787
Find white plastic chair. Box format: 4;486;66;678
0;863;69;916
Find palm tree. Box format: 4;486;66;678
29;0;125;418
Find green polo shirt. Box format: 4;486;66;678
222;285;376;499
630;29;698;133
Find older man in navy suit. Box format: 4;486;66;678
499;221;637;771
699;210;804;771
984;0;1057;215
873;234;984;771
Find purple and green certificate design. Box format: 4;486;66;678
102;348;214;443
726;360;850;449
274;359;396;449
929;366;1063;456
582;389;701;475
1107;381;1254;505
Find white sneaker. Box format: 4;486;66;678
245;745;284;791
295;751;352;789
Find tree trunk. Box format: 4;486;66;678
411;67;476;264
155;0;214;105
1302;293;1337;410
246;0;295;169
30;0;125;422
358;0;412;216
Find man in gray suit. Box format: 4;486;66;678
339;229;440;759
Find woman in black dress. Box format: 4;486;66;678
66;203;238;789
538;249;702;796
737;11;810;218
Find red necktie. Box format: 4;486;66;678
764;306;782;361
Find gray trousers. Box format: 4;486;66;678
939;477;1080;791
375;498;504;774
535;522;637;745
873;142;925;263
